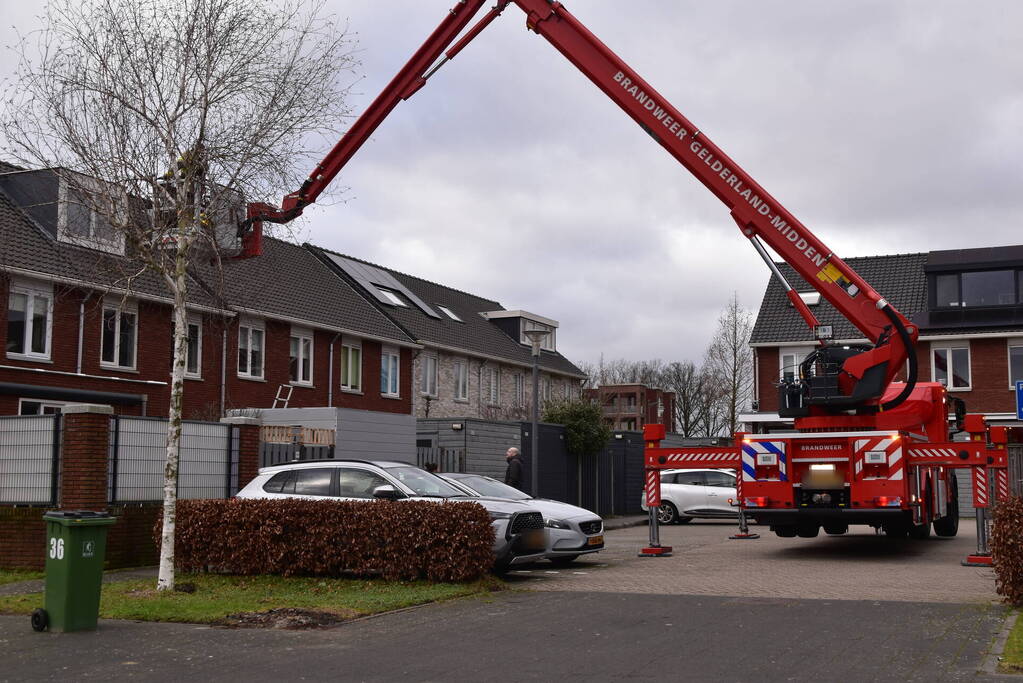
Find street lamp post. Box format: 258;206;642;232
523;328;550;498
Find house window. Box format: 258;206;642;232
420;354;438;397
18;399;66;415
340;339;362;392
437;305;462;322
454;359;469;401
185;317;202;378
101;302;137;370
377;288;407;307
932;344;970;390
1009;343;1023;388
933;270;1023;309
381;347;400;397
289;329;313;386
487;367;500;405
935;273;960;308
6;283;52;359
779;346;813;382
542;376;552;401
57;174;124;254
520;319;556;351
513;373;524;407
237;321;264;379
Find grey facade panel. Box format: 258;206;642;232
255;407;414;463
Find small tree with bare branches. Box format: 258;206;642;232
2;0;357;590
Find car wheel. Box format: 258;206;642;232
550;555;579;566
657;501;679;525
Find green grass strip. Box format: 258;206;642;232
0;569;44;586
0;573;502;624
1000;610;1023;674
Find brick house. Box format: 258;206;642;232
0;163;419;418
746;247;1023;433
309;247;587;421
583;383;676;432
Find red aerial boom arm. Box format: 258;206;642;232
246;0;918;413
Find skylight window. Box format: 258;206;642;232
377;288;407;307
437;305;462;322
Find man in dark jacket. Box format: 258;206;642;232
504;447;524;490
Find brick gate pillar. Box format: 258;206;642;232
222;416;261;489
60;404;113;512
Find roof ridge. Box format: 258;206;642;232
308;243;504;308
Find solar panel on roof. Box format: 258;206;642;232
326;253;441;318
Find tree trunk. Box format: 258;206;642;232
157;233;190;591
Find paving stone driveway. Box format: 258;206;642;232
508;520;999;604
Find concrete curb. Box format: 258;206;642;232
601;516;648;531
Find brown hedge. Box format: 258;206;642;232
156;498;496;582
991;495;1023;606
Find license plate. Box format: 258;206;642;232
523;529;545;550
587;535;603;546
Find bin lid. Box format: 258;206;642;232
42;510;116;525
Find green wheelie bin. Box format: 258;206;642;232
32;511;116;633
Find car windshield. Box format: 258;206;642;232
385;466;468;497
455;475;531;501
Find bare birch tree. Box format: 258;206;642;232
703;292;755;436
2;0;357;590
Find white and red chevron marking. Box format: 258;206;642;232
972;466;988;508
995;469;1010;503
661;452;738;464
854;436;903;480
645;469;661;507
908;448;959;459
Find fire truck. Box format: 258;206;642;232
238;2;1011;554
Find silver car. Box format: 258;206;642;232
640;468;739;524
439;473;604;565
235;460;548;570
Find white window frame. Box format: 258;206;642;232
57;174;126;255
184;315;202;379
18;399;67;415
519;319;556;352
237;319;265;380
1007;340;1023;389
487;367;500;405
420;353;438;397
101;300;138;370
340;337;362;392
454;358;469;402
289;327;314;387
513;373;524;408
542;376;552;402
778;345;814;382
381;346;400;398
931;342;971;391
6;280;53;360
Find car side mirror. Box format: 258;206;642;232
372;485;402;501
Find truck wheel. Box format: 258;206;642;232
796;523;820;538
31;608;48;632
933;472;959;537
657;502;679;525
823;524;848;535
909;521;931;539
772;525;796;538
883;522;908;538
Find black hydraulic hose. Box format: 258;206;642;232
879;303;917;411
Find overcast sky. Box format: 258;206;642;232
2;1;1021;369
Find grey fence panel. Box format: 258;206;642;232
415;447;465;473
0;415;59;505
110;416;231;502
260;443;334;467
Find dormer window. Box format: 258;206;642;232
520;319;556;352
57;174;125;255
932;269;1021;309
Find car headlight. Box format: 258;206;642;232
545;518;571;530
489;511;513;520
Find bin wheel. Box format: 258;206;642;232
31;608;48;632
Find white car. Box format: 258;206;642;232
640;468;739;524
236;459;548;570
439;472;604;565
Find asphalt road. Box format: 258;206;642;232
0;521;1013;682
